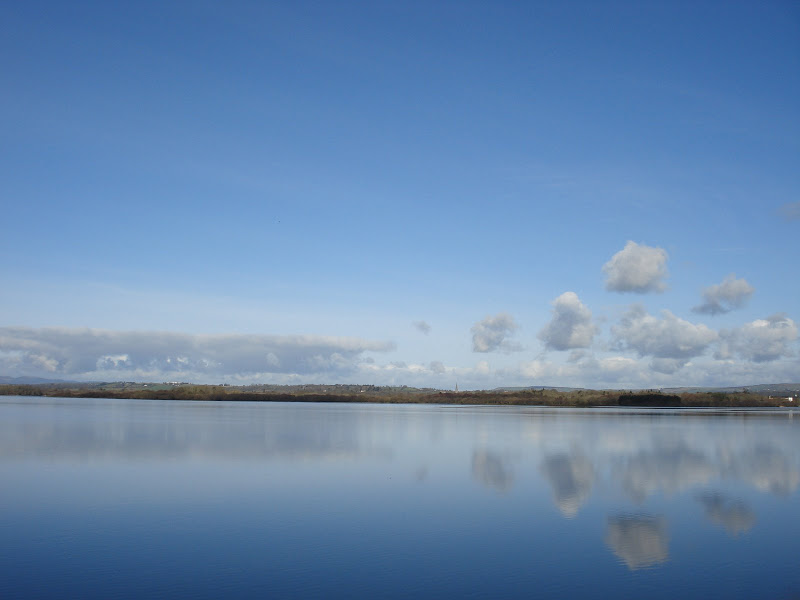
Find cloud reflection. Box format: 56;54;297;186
612;440;799;503
472;450;514;492
605;515;669;570
723;444;800;496
697;493;755;536
615;441;715;502
540;452;594;517
0;400;390;462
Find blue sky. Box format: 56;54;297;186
1;0;798;388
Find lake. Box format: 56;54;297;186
0;396;798;599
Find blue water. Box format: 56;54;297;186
0;397;798;599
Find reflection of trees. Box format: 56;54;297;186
697;492;755;536
540;452;594;517
472;450;513;492
605;515;668;570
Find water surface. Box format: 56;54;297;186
1;397;798;599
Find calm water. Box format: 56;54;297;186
1;397;798;599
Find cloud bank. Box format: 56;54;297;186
603;241;668;293
0;327;395;379
538;292;597;351
716;314;797;362
693;274;754;315
612;306;717;370
471;312;521;353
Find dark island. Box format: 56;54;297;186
0;381;797;408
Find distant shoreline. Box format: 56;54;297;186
1;383;796;408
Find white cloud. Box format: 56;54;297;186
603;241;668;293
608;306;719;373
693;274;754;315
428;360;446;374
0;327;395;379
471;312;521;353
515;355;646;389
567;349;589;363
538;292;598;351
716;314;797;362
412;320;431;334
354;358;491;389
612;306;717;364
473;360;491;375
649;358;688;374
649;355;800;389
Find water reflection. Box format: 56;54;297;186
1;397;798;596
722;444;800;496
614;440;800;503
523;411;799;570
0;398;394;462
605;515;669;570
697;492;755;536
614;441;716;502
539;452;594;517
472;449;513;492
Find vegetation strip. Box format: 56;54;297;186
0;384;795;407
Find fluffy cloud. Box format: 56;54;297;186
612;306;717;367
471;312;521;353
428;360;446;374
693;274;754;315
412;320;431;335
603;241;669;293
649;358;687;375
538;292;597;351
716;314;797;362
778;202;800;221
0;327;395;379
517;355;646;388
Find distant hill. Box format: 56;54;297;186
493;383;800;397
1;377;798;397
661;383;800;396
492;386;585;393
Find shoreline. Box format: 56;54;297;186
1;384;796;408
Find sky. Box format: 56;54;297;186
1;0;798;389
